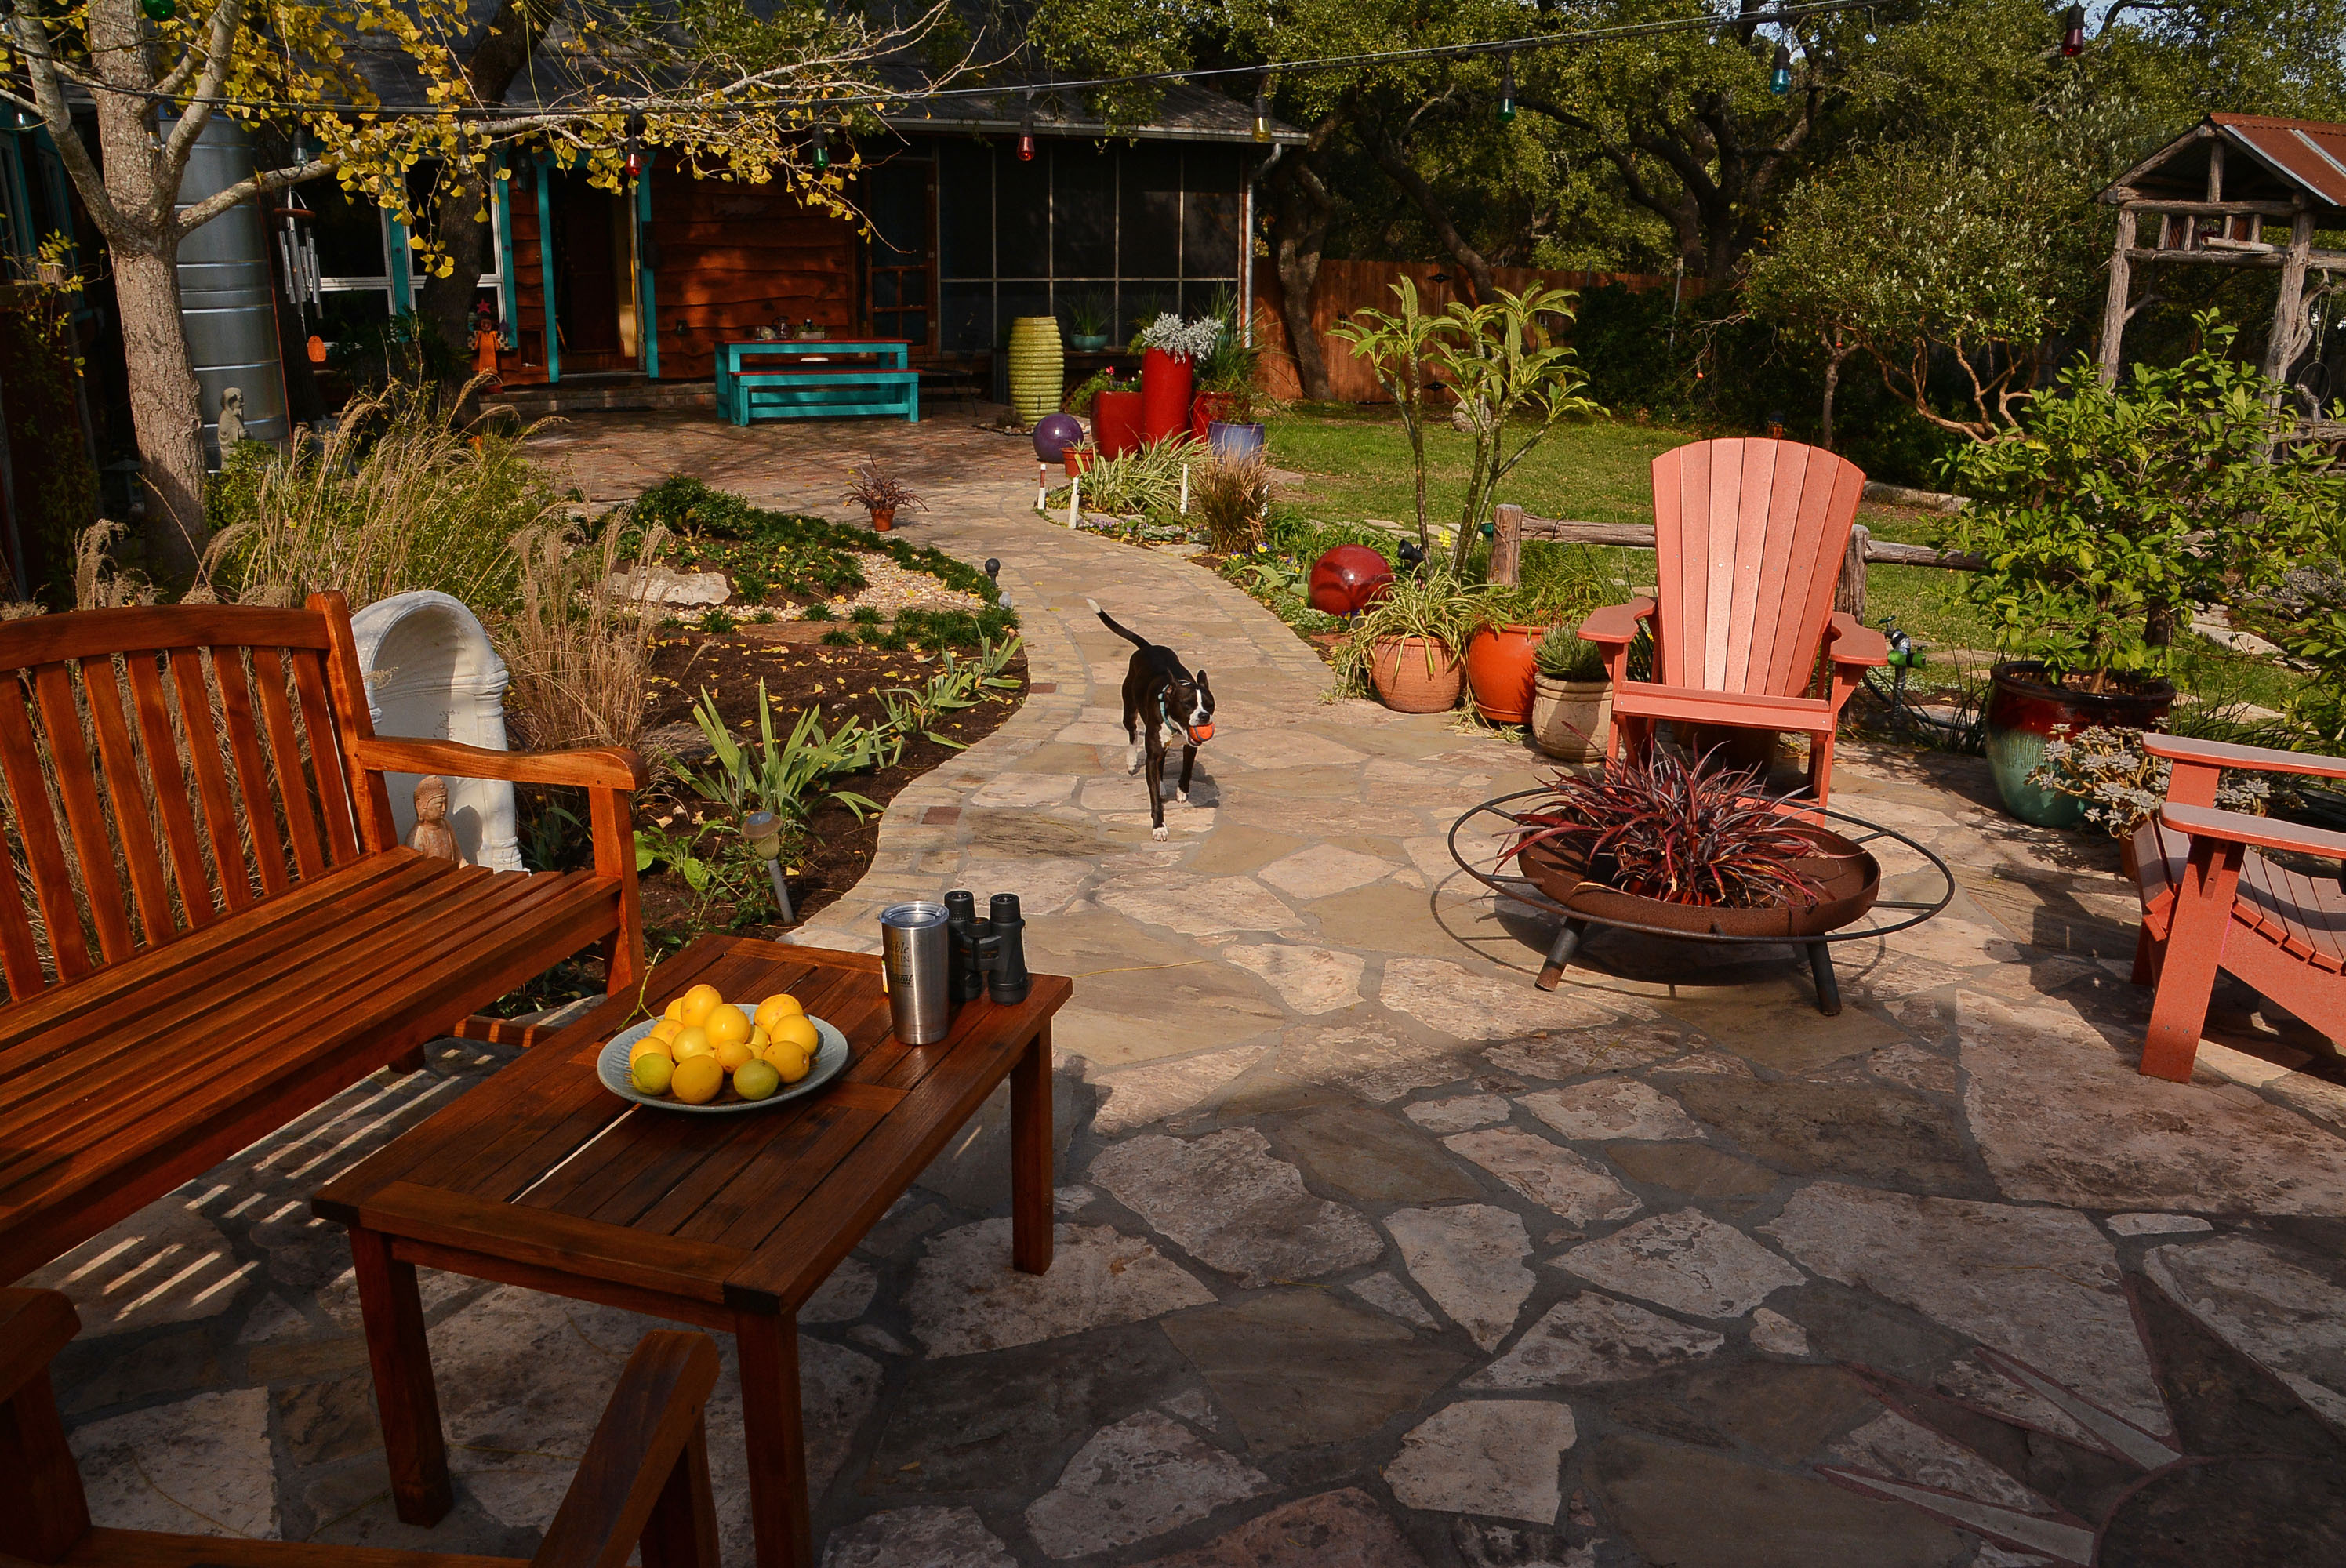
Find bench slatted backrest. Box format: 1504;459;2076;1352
0;598;393;1003
1650;438;1865;697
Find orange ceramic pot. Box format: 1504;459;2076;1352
1465;623;1545;724
870;507;895;532
1369;636;1465;713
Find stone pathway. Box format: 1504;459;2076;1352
37;410;2346;1568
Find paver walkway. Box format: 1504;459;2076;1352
35;409;2346;1568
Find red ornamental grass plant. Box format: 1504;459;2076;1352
1505;748;1825;909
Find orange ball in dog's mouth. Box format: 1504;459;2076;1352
1188;723;1215;742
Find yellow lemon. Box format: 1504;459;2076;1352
631;1053;675;1096
629;1036;675;1068
714;1036;755;1073
663;997;685;1023
703;1007;751;1051
732;1059;781;1102
670;1054;724;1105
766;1014;819;1057
754;993;803;1031
763;1043;812;1083
670;1025;714;1061
677;984;725;1029
649;1018;684;1044
749;1024;770;1051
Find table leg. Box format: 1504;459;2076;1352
1011;1020;1053;1276
350;1226;452;1525
736;1313;814;1568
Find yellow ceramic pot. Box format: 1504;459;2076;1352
1006;317;1065;427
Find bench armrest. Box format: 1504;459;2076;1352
0;1288;78;1405
2161;802;2346;859
1578;597;1657;646
533;1330;723;1568
351;737;649;792
1825;612;1889;668
2144;733;2346;782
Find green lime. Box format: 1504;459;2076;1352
632;1052;676;1096
732;1058;782;1102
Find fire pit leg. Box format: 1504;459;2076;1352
1536;920;1589;991
1807;942;1842;1016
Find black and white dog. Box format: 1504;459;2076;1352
1089;600;1215;840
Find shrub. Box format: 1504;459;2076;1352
1191;450;1270;554
198;378;552;613
501;518;671;753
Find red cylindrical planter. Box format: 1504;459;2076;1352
1094;389;1144;457
1190;390;1236;442
1140;348;1193;445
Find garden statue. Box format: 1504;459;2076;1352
406;776;463;862
350;590;525;869
215;387;245;452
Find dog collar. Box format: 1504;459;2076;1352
1158;688;1211;745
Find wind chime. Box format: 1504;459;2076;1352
274;133;321;333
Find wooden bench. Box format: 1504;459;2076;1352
0;595;645;1284
730;368;920;425
2130;733;2346;1080
0;1286;721;1568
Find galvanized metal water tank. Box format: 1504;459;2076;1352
166;115;287;467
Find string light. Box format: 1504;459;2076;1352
623;109;645;176
1769;42;1792;95
1017;89;1035;161
812;123;828;169
1498;54;1516;123
2060;5;2086;56
1252;80;1270;143
140;0;175;18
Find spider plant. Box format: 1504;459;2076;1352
1335;566;1487;687
1502;749;1825;909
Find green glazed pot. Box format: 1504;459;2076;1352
1984;661;2174;829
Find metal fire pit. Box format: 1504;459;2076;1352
1447;789;1956;1016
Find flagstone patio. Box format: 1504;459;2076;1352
35;409;2346;1567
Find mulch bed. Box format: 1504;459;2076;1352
633;626;1026;937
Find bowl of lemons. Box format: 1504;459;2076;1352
597;983;849;1112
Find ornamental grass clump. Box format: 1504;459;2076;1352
1505;749;1824;909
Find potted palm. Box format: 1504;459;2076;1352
844;462;926;532
1339;569;1484;713
1528;626;1613;760
1949;316;2341;826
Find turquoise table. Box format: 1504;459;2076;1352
716;339;918;426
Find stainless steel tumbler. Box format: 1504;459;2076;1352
880;901;953;1044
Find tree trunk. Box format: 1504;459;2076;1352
1268;157;1334;401
1367;140;1498;304
1819;342;1853;451
113;241;211;586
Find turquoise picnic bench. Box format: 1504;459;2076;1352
715;339;919;426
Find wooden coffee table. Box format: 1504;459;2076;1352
313;935;1070;1568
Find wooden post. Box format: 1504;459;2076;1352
1834;524;1868;625
2264;200;2318;383
1490;503;1523;586
2098;206;2137;386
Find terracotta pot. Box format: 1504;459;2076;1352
1530;675;1613;762
1094;388;1144;457
1191;390;1237;441
1518;822;1880;938
1465;624;1546;724
1065;447;1097;477
1985;660;2176;829
870;506;895;532
1139;347;1194;445
1368;636;1465;713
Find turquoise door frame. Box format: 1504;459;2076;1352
385;211;415;312
492;150;518;343
535;157;559;383
634;162;658;378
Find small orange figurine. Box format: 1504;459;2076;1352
469;305;503;384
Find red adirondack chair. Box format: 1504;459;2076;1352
1578;438;1887;806
2130;734;2346;1081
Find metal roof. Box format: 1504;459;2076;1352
2102;114;2346;219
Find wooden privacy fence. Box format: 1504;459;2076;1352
1253;259;1701;403
1486;504;1985;625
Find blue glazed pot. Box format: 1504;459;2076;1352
1984;660;2174;829
1207;420;1266;460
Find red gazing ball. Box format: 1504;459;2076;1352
1307;545;1396;616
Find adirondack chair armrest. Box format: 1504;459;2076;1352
350;737;651;792
532;1330;723;1568
1824;612;1889;667
2143;733;2346;782
2159;802;2346;861
1578;597;1656;645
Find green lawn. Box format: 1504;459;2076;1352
1265;405;2305;715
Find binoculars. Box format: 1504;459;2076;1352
945;890;1031;1007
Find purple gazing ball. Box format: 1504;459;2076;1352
1032;412;1084;463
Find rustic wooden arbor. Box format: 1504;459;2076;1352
2097;114;2346;394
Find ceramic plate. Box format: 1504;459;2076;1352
597;1004;849;1112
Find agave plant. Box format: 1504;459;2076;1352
1503;749;1825;909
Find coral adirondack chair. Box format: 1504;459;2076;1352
2130;734;2346;1081
1578;438;1887;805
